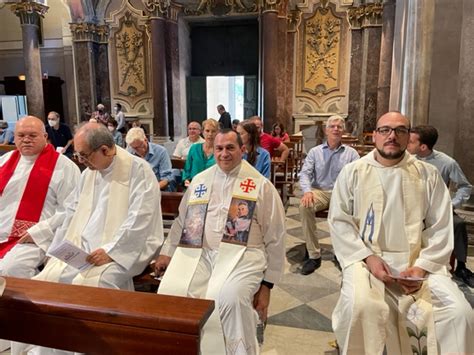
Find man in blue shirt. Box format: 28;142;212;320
408;125;474;287
125;127;173;191
0;121;14;145
299;115;359;275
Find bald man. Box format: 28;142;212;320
0;116;80;279
329;112;474;354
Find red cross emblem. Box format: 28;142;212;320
240;178;256;193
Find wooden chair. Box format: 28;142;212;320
271;160;290;210
160;191;184;220
0;277;214;355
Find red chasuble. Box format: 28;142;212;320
0;144;59;258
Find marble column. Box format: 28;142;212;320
455;0;474;183
376;0;396;119
261;0;280;132
10;2;48;120
165;3;183;139
144;1;170;138
70;22;98;122
347;3;383;135
390;0;434;125
286;10;300;134
95;25;111;112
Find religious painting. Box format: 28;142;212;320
223;198;256;245
179;204;207;247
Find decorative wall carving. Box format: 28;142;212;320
143;0;171;18
295;1;350;114
184;0;257;16
106;3;153;113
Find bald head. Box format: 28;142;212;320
14;116;47;156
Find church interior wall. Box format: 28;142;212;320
177;16;191;138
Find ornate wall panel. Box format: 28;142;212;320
106;3;152;116
295;0;351;115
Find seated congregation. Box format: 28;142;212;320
0;112;473;355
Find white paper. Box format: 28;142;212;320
390;275;427;282
48;240;92;271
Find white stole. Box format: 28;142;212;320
35;147;132;287
159;161;263;354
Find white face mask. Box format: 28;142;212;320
114;106;118;112
108;126;115;132
48;120;57;127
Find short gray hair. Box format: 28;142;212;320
326;115;345;129
78;122;115;150
125;127;147;145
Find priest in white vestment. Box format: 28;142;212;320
0;116;80;279
34;122;163;289
155;129;286;355
329;112;474;354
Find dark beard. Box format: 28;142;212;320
376;147;405;160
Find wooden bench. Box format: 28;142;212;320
0;144;16;155
0;277;214;354
171;158;186;170
161;191;184;220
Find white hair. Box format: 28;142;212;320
125;127;147;145
326;115;345;129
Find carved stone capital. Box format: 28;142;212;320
261;0;280;13
143;0;170;18
95;24;110;43
362;3;383;27
348;3;382;30
70;22;109;43
167;2;183;23
10;1;48;26
287;9;301;33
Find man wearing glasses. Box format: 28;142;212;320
330;112;473;354
172;121;204;159
299;115;359;275
0;116;80;281
33;122;163;290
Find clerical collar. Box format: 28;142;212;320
100;155;117;176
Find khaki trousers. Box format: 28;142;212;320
299;189;331;259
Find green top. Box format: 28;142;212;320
182;143;216;182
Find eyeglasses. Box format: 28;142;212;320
375;126;410;136
73;149;97;161
327;124;343;130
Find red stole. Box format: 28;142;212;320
0;144;59;258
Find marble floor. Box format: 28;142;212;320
1;196;473;355
261;196;474;355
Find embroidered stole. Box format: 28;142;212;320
0;144;59;258
158;161;263;355
35;147;132;287
350;160;437;354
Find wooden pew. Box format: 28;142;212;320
0;144;16;155
171;157;186;170
161;191;184;220
0;277;214;355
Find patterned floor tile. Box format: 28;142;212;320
267;304;333;332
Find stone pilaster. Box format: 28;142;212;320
144;0;170;138
95;25;111;112
261;0;281;132
10;1;48;120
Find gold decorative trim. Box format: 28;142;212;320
10;2;48;26
167;2;183;22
